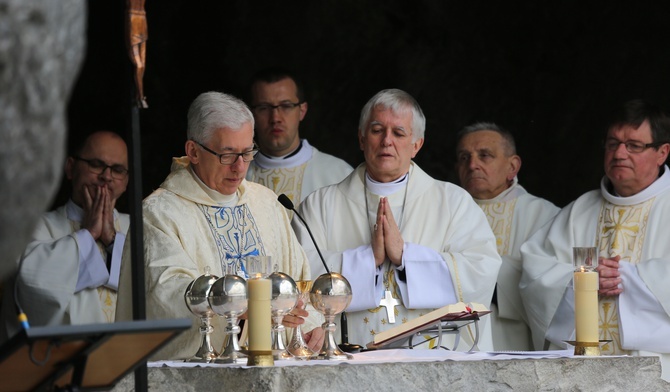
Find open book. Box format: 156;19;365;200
369;302;490;348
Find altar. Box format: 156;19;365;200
111;350;670;391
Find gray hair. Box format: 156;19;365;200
187;91;254;143
358;89;426;142
456;122;517;156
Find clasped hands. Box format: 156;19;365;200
596;255;622;297
81;185;117;246
372;197;404;267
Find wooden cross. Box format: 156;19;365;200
379;290;400;323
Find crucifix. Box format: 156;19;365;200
379;290;400;323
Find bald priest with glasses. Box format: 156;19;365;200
520;99;670;381
116;91;320;360
0;131;130;341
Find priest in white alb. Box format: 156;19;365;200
520;99;670;380
455;122;560;351
293;89;501;351
0;131;129;341
245;67;353;209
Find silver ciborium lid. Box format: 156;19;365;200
209;274;248;363
184;269;219;362
269;271;299;360
309;272;353;360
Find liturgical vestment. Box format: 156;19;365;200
474;179;559;350
294;163;501;351
246;139;353;207
0;200;128;341
520;166;670;380
116;157;311;360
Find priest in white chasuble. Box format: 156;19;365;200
520;99;670;380
455;122;560;351
245;67;353;210
0;131;130;341
293;89;501;351
115;92;320;360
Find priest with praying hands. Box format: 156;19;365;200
292;89;502;351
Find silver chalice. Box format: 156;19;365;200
208;274;248;364
309;272;353;360
269;271;299;360
287;280;314;359
184;269;219;362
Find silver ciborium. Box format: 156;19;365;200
269;271;299;360
310;272;353;360
287;280;314;359
184;268;219;362
208;274;248;363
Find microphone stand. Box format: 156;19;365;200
277;194;362;353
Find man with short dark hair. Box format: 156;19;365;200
455;122;559;351
246;67;352;207
521;99;670;380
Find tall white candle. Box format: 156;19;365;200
574;267;599;343
247;276;272;351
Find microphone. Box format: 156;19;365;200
277;194;330;275
278;194;361;353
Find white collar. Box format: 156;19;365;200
473;176;526;204
601;165;670;205
253;139;314;169
365;171;409;196
188;166;239;207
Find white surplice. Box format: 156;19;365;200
0;200;128;341
246;139;353;208
520;165;670;380
293;162;501;351
474;179;560;350
116;157;312;360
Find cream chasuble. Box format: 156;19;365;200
475;179;560;350
69;218;122;323
116;158;312;360
596;198;653;355
246;139;353;208
0;201;129;342
521;165;670;381
294;163;501;351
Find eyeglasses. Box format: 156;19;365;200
195;141;258;165
74;157;128;179
603;139;669;154
251;102;302;115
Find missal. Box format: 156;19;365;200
369;302;490;348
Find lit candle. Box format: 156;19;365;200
247;276;272;352
574;266;599;343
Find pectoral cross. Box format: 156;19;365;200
380;290;400;323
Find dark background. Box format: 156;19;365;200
61;1;670;211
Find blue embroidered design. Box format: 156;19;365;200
199;203;265;277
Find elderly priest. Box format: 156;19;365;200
293;89;501;351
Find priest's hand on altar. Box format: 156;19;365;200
372;197;405;267
597;255;623;297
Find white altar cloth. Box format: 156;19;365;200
149;349;576;368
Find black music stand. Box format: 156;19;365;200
0;318;191;392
